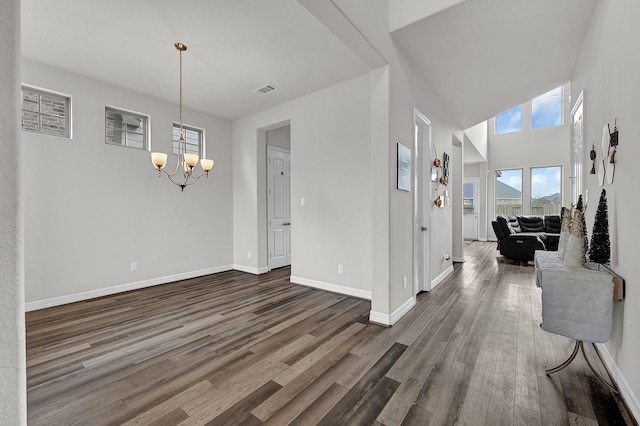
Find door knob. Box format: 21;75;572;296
421;226;427;231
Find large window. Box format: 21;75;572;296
172;124;202;156
495;105;523;134
496;169;522;216
532;86;563;129
531;166;562;215
105;107;148;149
21;86;71;138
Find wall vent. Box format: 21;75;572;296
252;84;278;96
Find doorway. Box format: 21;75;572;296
413;108;432;293
463;177;479;240
267;145;291;270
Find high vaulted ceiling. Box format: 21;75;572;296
390;0;599;128
22;0;599;128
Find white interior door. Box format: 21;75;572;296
414;109;432;293
570;91;584;205
268;146;291;270
463;178;479;240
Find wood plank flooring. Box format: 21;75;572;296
26;242;636;425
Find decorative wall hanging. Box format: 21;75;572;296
598;124;609;187
590;143;597;174
432;145;441;168
397;143;411;192
607;119;618;184
440;152;449;185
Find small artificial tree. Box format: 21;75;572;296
576;194;588;253
588;189;610;265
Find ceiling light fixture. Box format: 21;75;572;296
151;42;214;191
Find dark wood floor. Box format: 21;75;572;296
26;242;635;425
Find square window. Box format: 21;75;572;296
172;123;203;157
105;107;149;150
532;87;563;129
21;86;71;138
495;105;523;134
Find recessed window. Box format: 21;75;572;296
21;86;71;138
495;105;523;134
172;124;203;156
105;107;148;150
531;166;562;215
532;86;563;129
496;169;522;216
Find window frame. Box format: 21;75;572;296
21;85;72;138
531;86;564;130
105;106;150;150
530;165;563;215
495;168;523;217
172;123;204;157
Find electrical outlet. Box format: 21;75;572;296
248;251;252;259
403;276;407;288
338;264;343;274
130;262;138;272
300;197;306;206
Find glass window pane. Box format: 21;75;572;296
173;124;201;155
531;166;562;215
495;105;523;134
496;169;522;216
532;86;562;129
105;107;147;149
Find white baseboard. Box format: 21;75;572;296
452;257;465;263
289;276;372;300
25;265;234;311
596;343;640;422
233;264;269;275
370;296;416;326
478;237;488;242
431;265;454;290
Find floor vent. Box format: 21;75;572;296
253;84;278;96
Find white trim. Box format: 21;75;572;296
488;238;498;242
369;296;416;326
233;264;269;275
478;237;488;242
25;265;234;311
596;343;640;422
452;257;465;263
431;265;454;290
289;276;372;300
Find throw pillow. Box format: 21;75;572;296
564;209;586;268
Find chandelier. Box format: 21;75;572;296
151;42;214;191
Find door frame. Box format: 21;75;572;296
570;90;585;205
413;108;432;294
267;145;291;271
463;177;479;240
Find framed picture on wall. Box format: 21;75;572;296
397;143;411;192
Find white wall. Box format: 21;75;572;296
0;0;26;422
487;85;571;239
464;120;488;161
22;60;233;305
572;0;640;417
328;0;460;321
232;74;373;297
266;125;290;150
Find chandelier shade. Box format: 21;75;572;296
150;42;214;191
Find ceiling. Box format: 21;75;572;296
390;0;599;129
21;0;369;121
21;0;599;129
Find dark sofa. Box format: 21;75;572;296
491;215;561;261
